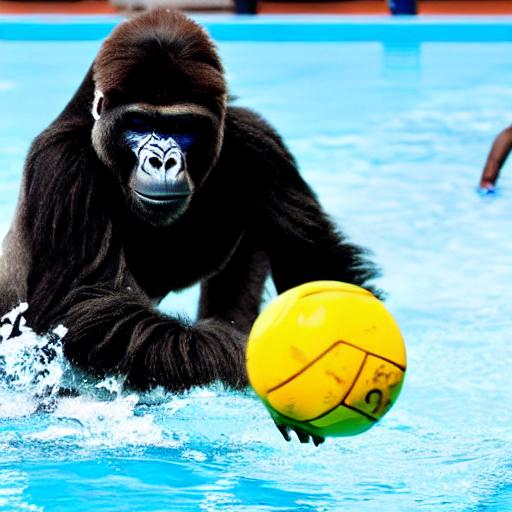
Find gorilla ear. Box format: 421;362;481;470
92;89;104;121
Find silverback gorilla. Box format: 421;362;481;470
0;9;378;393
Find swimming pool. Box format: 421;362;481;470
1;15;512;511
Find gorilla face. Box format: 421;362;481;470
91;99;222;226
124;121;195;221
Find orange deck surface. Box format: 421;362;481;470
262;1;512;15
1;0;512;16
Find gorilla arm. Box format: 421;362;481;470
0;67;97;317
59;287;248;391
224;106;380;296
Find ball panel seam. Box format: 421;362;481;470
266;339;406;395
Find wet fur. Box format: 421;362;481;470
0;9;379;391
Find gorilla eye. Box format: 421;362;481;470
173;134;196;150
130;116;152;133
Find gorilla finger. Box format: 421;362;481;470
274;421;291;442
312;435;325;447
294;428;310;444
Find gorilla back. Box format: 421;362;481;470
0;9;379;392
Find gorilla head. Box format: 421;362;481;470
90;9;227;225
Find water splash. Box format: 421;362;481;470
0;303;68;417
0;305;189;452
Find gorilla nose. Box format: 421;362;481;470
134;151;191;200
148;156;162;169
130;133;192;202
146;154;181;176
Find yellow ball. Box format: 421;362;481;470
246;281;407;438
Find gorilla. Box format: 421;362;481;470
0;9;378;395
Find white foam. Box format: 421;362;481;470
0;304;68;418
0;305;183;449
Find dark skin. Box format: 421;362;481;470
479;126;512;193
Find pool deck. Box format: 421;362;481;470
1;0;512;15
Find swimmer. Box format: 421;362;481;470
478;125;512;195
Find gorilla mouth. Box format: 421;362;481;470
135;190;190;206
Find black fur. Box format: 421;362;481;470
0;9;379;392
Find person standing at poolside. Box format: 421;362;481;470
479;125;512;194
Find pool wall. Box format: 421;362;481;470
1;15;512;42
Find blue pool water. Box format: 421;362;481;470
1;16;512;511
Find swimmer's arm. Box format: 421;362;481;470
479;126;512;192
